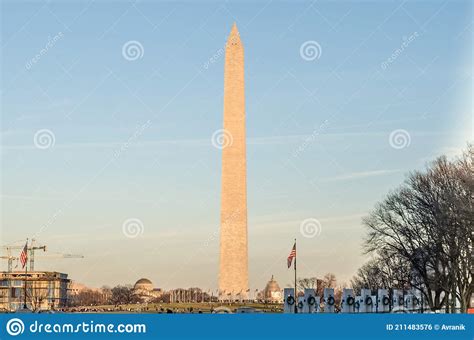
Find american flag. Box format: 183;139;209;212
287;242;296;268
19;242;28;268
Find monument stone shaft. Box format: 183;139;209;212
219;23;249;300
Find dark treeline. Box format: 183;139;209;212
352;145;473;312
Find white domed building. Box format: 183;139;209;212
133;278;162;302
263;275;282;303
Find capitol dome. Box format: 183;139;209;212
134;278;153;291
263;275;282;302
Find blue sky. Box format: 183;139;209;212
1;0;472;290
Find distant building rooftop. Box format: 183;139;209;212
135;278;152;285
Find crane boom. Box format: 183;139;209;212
1;239;83;272
36;253;84;259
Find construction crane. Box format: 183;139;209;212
1;239;83;272
2;238;46;271
0;255;18;272
28;239;46;270
36;253;84;260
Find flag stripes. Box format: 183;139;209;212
287;242;296;268
19;242;28;268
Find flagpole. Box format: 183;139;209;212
294;238;297;314
23;238;28;310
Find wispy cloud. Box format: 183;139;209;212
251;212;367;234
0;131;451;150
321;169;402;182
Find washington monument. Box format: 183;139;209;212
219;23;249;300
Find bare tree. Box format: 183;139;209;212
100;286;112;303
322;273;337;288
110;285;138;306
360;146;472;312
70;288;110;307
297;277;318;291
27;281;49;311
351;253;413;294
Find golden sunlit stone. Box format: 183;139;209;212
219;23;249;300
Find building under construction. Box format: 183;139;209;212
0;239;83;311
0;271;70;311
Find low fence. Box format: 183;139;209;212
283;288;460;314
